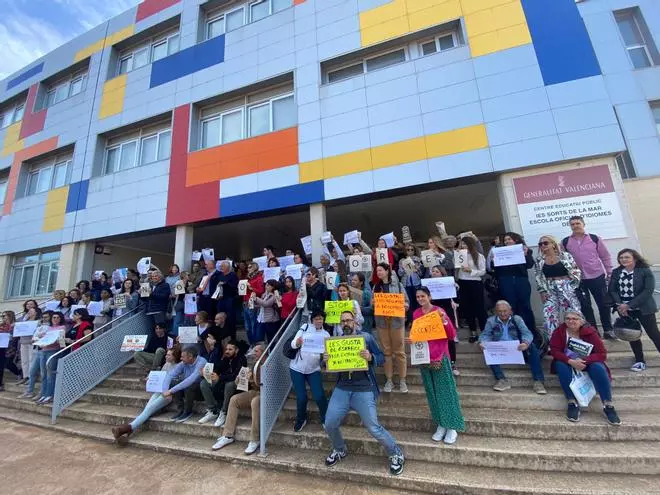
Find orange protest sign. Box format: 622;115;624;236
410;311;447;342
374;292;405;318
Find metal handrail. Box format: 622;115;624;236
254;308;301;374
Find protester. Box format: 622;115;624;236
146;269;171;327
549;311;620;425
428;265;460;375
166;265;181;294
197;259;221;321
18;305;41;384
398;244;424;320
244;262;264;345
21;310;53;400
457;236;487;343
323;310;405;475
93;288;114;329
68;289;81;304
164;346;208;423
195;311;211;337
280;276;298;320
264;245;276;259
407;288;464;444
350;273;373;334
216;260;239;328
425;236;448;277
113;279;140;318
534;235;581;339
331;283;364;336
201;312;233;347
479;301;546;394
56;296;73;325
76;280;91;296
0;311;20;391
22;311;65;403
608;249;660;372
254;280;281;342
305;267;327;315
69;308;94;351
200;333;221;365
370;238;396;285
90;273;112;301
289;311;330;432
190;262;204;290
133;323;169;372
373;263;409;393
441;235;458;277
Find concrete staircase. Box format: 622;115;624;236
2;330;660;494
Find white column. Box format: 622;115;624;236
174;225;194;270
57;242;95;290
309;203;327;267
0;255;11;301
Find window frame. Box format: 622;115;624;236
615;9;657;70
116;30;180;76
326;46;410;84
650;101;660;136
419;30;459;57
204;0;292;40
43;71;88;109
103;124;172;175
7;250;60;299
0;179;8;205
1;102;25;129
24;155;72;197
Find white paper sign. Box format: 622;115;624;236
70;304;86;314
87;301;103;317
192;251;202;261
325;271;338;290
348;255;363;273
435;221;447;236
320;231;332;244
93;270;103;281
420;249;436;268
410;341;431;365
375;248;389;264
212;284;223;300
300;235;312;256
178;326;198;344
286;264;303;280
137;257;152;275
203;363;214;384
253;256;268;271
278;255;295;270
296;279;307;309
45;300;60;311
146;370;169;394
121;335;148;352
454;249;469;269
263;267;281;282
184;294;197;314
202;248;215;260
12;321;39;337
139;283;152;298
167;337;174;349
421;277;457;300
114;293;127;309
400;257;416;274
174;280;185;295
343;230;360;246
302;331;327;354
0;333;9;348
112;268;128;284
401;226;412;243
483;340;526;365
238;279;248;296
237;367;250;392
492;244;526;267
361;254;372;272
379;232;395;248
34;330;61;347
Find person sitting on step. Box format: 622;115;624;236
479;300;547;395
133;323;168;373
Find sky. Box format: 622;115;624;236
0;0;142;80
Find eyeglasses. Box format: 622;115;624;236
565;317;581;321
538;241;551;246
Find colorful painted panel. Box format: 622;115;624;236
66;180;89;213
19;84;47;140
219;181;324;217
6;63;44;91
136;0;181;22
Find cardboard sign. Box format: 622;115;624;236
421;277;457;300
253;256;268;271
139;283;152;298
237;367;250;392
300;235;312;255
87;301;103;317
410;311;447;342
410;341;431;365
203;363;214;384
184;294;197;314
12;321;39;337
174;280;185;295
146;371;169;394
120;334;148;352
238;279;248;296
374;292;405;318
400;257;416;275
325;336;368;372
343;230;360;246
379;232;395;248
454;249;469;269
137;257;151;275
492;244;526;267
324;300;354;324
375;248;389;264
178;326;198;344
114;293;127;309
325;271;338;290
435;221;447;236
202;248;215;260
286;264;303;280
192;251;202;261
420;249;437;268
302;331;327;354
263;267;281;282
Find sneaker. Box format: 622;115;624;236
603;405;621;426
493;379;511;392
40;397;52;405
325;448;347;467
398;380;408;393
214;412;227;428
630;362;647;372
431;426;447;442
175;412;193;423
244;441;259;455
443;429;458;445
18;392;34;399
170;412;184;422
389;453;405;475
451;364;460;377
383;380;393;393
212;436;234;450
294;419;307;432
17;378;28;386
198;410;219;424
35;397;47;404
567;402;580;422
533;381;547;395
33;395;44;402
603;331;618;341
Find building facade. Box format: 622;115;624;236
0;0;659;308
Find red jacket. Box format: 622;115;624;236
72;321;93;351
371;248;395;285
280;290;298;319
244;273;265;303
549;323;610;378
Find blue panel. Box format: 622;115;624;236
66;180;89;213
150;35;225;88
220;181;325;217
521;0;601;86
6;62;44;90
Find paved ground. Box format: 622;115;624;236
0;419;405;494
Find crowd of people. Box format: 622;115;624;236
1;215;658;476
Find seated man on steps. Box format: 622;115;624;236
133;323;168;373
198;340;247;427
323;311;406;476
211;342;265;455
479;300;547;395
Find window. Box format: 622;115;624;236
25;154;72;196
199;86;295;150
651;101;660;135
615;9;659;69
104;124;172;174
204;0;292;40
1;102;25;129
0;180;7;205
117;31;180;76
7;250;60;299
44;71;88;108
420;32;458;56
327;48;408;83
615;151;636;179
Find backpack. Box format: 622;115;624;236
562;234;599;251
283;323;309;360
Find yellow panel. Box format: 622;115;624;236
405;0;459;14
73;25;135;63
371;137;427;169
99;75;128;119
361;16;411;46
408;1;462;32
459;0;513;15
425;124;488;158
464;1;527;38
470;24;531;57
104;25;136;48
299;160;324;183
74;39;105;63
2;122;24;157
360;0;407;29
322;149;372;179
42;186;69;232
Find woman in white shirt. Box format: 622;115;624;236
332;283;363;336
457;236;487;343
288;310;330;433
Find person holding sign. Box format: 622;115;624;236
406;288;464;444
305;267;328;315
322;310;405;475
243;262;265;346
425;236;449;278
479;301;546;395
67;308;95;351
146;269;173;328
216;261;239;330
280;276;299;320
197;260;221;321
288;311;330;432
112;279;140;318
350;273;373;334
428;265;460;375
373;263;409;393
0;311;21;391
330;283;364;336
549;311;620;425
17;305;41;383
457;237;488;343
254;280;281;343
133;323;169;372
398;244;424;320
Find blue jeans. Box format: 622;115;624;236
555;361;612;402
27;350;58;397
170;310;184;337
325;388;401;456
130;393;172;430
490;343;544;381
243;306;259;344
498;275;536;331
290;369;327;423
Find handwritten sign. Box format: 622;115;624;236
324;300;354;324
325;271;338;290
238;279;248;296
410;311;447;342
374;292;405;318
12;321;39;337
343;230;360;246
253;256;268;271
421;277;457;300
300;235;312;255
483;340;525;365
263;267;281;282
178;326;198;344
237;367;250;391
302;331;327;354
114;293;127;309
146;371;169;394
286;264;303;280
375;248;388;264
420;249;436;268
410;341;431;365
184;294;197;314
203;363;214;384
120;335;148;352
454;249;469;269
492;244;526;267
34;330;62;347
325;336;368;372
139;283;152;298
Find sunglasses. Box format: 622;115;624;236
538;241;551;246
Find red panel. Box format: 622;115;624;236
19;84;47;140
166;105;219;226
136;0;181;22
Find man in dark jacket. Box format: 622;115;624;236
216;261;239;333
147;269;171;326
305;267;327;314
198;341;247;426
197;260;221;321
133;323;168;372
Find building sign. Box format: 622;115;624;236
513;165;626;242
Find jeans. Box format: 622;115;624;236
628;312;660;363
497;275;536;332
325;388;401;457
200;380;237;414
577;275;612;333
171;310;184;337
555;361;612;402
174;382;203;414
134;348;166;371
130;393;172;430
490;343;544;381
244;306;259;344
27;350;58;397
259;321;280;343
290;369;327;423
